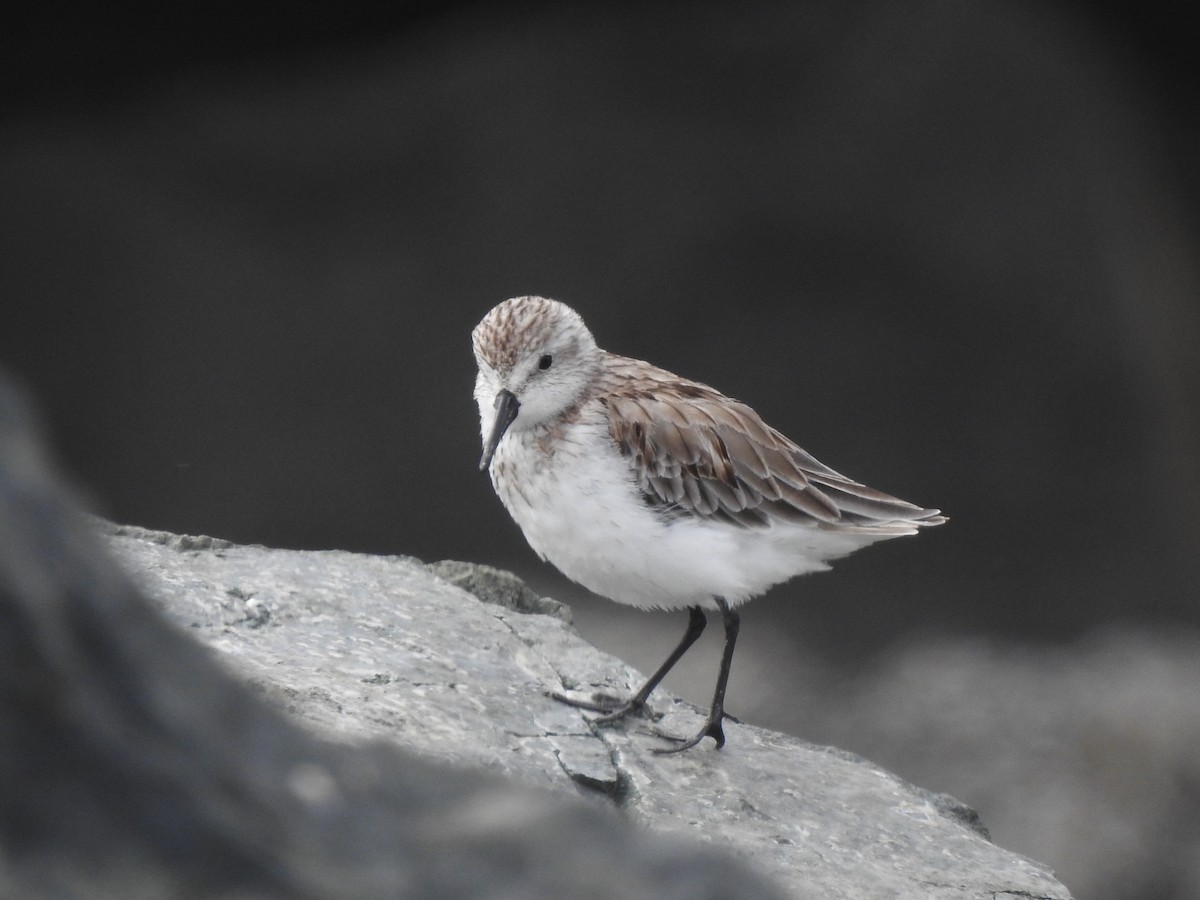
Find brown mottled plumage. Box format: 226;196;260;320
598;354;945;532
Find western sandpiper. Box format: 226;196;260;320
473;296;945;752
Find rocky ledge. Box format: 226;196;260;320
96;520;1070;900
0;367;1070;898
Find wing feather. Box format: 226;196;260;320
599;354;943;531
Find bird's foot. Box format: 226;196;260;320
546;689;653;724
647;710;737;754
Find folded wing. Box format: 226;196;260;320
599;356;945;534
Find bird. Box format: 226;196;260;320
472;296;945;752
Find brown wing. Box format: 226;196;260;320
599;355;944;532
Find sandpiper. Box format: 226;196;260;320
473;296;945;752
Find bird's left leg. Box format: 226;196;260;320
652;596;739;753
549;605;706;723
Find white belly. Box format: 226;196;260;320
488;418;869;610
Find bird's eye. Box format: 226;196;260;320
538;354;553;370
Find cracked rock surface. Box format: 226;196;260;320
1;376;792;900
103;521;1073;900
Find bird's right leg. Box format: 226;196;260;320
549;605;707;724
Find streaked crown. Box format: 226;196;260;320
472;296;594;373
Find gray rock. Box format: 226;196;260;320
0;371;788;900
426;558;571;621
0;364;1070;899
100;519;1072;900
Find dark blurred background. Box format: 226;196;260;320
2;2;1198;897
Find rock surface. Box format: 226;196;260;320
0;373;787;900
100;520;1072;900
0;365;1070;899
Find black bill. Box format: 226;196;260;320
479;389;520;471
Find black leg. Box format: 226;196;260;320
652;597;739;753
549;605;706;723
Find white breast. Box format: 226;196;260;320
487;410;876;610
